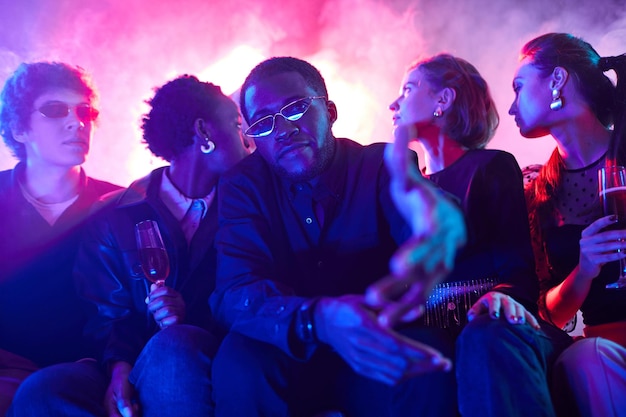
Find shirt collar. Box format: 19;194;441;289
159;168;214;221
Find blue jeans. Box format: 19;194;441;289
455;315;572;417
7;325;217;416
552;337;626;417
212;328;458;417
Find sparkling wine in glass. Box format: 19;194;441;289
598;166;626;289
135;220;170;287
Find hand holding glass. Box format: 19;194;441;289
598;166;626;289
135;220;170;287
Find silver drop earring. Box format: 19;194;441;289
550;89;563;111
201;139;216;154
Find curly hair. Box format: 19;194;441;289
0;61;97;161
239;56;328;124
412;53;499;150
141;75;225;162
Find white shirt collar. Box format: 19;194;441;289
159;168;214;222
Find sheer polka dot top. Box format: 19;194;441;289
554;156;605;226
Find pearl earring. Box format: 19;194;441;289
550;89;563;111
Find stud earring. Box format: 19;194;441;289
433;107;443;117
550;89;563;111
201;138;216;154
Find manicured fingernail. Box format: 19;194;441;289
490;311;500;319
612;215;619;222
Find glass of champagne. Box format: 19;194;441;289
598;166;626;289
135;220;170;287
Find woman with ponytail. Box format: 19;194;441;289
509;32;626;416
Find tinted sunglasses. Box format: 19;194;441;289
34;101;99;123
245;96;326;138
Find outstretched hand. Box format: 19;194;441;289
365;124;466;327
314;295;452;385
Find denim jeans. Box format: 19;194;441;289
212;328;458;417
456;315;572;417
0;348;39;416
552;337;626;417
7;325;217;416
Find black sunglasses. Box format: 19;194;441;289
34;101;99;123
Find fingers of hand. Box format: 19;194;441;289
583;215;618;236
501;297;526;324
113;394;135;417
525;311;541;330
152;306;183;323
365;270;431;327
467;293;505;321
117;402;134;417
365;274;415;307
345;332;451;385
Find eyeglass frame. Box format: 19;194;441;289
244;96;326;138
32;101;100;123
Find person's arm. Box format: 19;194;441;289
74;210;152;367
365;125;466;326
543;215;626;328
212;155;455;384
314;294;451;385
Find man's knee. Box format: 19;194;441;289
213;332;283;388
8;361;106;415
143;324;218;359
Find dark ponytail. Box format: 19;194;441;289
602;54;626;165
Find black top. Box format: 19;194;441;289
426;149;539;312
210;138;412;358
0;164;120;366
74;167;220;366
525;157;626;326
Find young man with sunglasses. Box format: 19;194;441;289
210;56;466;416
0;61;120;415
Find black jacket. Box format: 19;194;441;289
74;167;220;366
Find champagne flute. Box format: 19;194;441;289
598;166;626;289
135;220;170;287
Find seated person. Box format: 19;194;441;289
8;75;250;417
511;32;626;417
0;61;120;415
389;53;572;417
210;56;466;417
